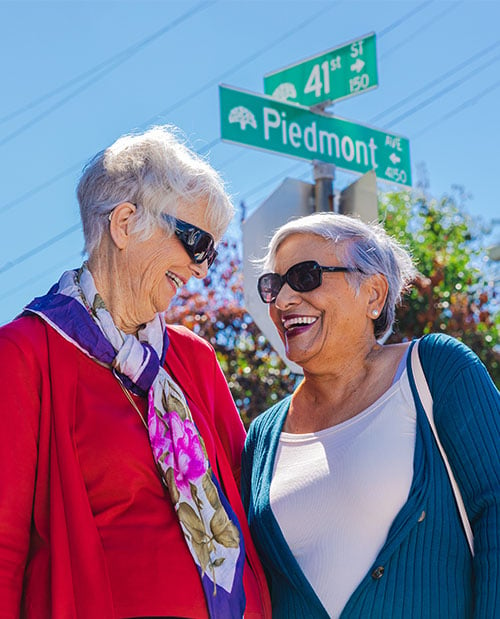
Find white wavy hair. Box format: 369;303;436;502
261;212;417;339
77;125;234;257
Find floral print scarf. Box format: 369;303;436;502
24;263;246;618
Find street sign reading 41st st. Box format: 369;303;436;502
219;84;411;186
264;33;378;108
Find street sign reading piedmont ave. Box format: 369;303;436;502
219;84;411;186
264;33;378;107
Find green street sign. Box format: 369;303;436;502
219;84;411;186
264;33;378;107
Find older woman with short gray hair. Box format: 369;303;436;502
0;125;271;618
242;211;499;618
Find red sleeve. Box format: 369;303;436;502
0;320;43;616
210;348;246;487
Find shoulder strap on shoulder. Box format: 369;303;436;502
411;340;474;556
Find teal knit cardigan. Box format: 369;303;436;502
241;334;500;618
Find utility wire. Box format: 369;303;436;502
0;1;215;145
0;223;81;275
413;77;500;138
0;0;439;280
143;2;339;124
197;137;221;155
0;136;221;218
0;161;84;215
215;148;248;171
4;12;488;215
1;252;83;301
383;50;500;128
242;162;305;204
379;1;463;59
370;38;500;124
0;0;474;287
0;2;215;126
0;136;223;275
378;0;433;37
0;2;338;216
1;68;126;147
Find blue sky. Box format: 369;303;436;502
1;0;499;326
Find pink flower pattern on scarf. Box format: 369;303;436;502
147;387;207;499
27;264;245;618
167;411;206;496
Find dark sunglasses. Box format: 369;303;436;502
164;215;218;268
258;260;359;303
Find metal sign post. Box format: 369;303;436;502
312;160;335;212
221;32;411;374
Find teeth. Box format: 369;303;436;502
283;316;317;330
166;271;183;289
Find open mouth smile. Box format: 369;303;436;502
166;270;184;290
282;315;318;336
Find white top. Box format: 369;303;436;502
269;369;417;618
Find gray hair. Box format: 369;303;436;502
261;212;417;339
77;125;234;256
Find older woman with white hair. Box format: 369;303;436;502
0;126;271;619
241;212;499;618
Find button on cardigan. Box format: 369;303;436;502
241;334;500;618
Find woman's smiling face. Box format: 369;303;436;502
269;233;376;372
120;201;215;326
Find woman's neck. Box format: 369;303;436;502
286;343;399;433
87;252;145;335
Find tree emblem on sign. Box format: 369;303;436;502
229;106;257;130
271;82;297;102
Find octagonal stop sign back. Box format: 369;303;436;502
242;177;316;375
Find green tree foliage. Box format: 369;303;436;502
166;188;499;423
380;187;499;384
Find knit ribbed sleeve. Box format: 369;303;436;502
419;333;500;618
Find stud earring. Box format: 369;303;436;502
372;309;379;317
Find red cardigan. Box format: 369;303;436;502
0;316;271;619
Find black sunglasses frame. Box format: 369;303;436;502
111;205;218;269
164;215;218;268
258;260;359;303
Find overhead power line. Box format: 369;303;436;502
378;0;433;37
1;252;83;302
242;162;306;204
0;1;337;217
379;1;463;59
0;1;216;146
413;77;500;138
144;2;339;124
197;137;221;155
2;0;487;296
0;223;81;275
0;161;84;215
0;0;441;285
370;38;500;124
0;137;225;276
0;2;216;126
383;49;500;128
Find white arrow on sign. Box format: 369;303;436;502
350;58;365;73
389;153;401;164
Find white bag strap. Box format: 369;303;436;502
411;340;474;556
